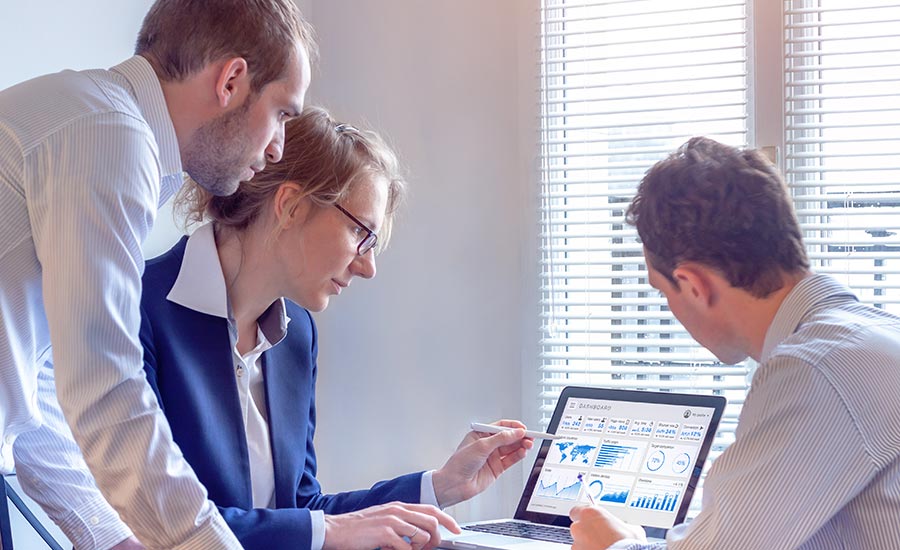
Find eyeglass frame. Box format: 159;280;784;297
334;204;378;255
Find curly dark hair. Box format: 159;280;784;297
626;137;809;298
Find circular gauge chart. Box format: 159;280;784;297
646;450;665;472
672;452;691;474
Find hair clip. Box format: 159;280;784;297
335;123;359;135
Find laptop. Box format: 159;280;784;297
439;386;726;549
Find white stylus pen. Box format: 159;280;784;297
470;422;565;440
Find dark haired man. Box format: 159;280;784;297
570;137;900;549
0;1;314;548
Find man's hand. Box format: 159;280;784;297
109;536;145;550
432;419;534;508
323;502;460;550
569;505;647;550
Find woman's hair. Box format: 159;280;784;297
626;137;809;298
176;106;406;250
135;0;318;93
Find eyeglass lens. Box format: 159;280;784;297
359;233;377;255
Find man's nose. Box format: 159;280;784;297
266;128;285;163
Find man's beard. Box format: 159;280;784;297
182;98;255;197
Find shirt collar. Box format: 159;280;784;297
760;273;859;362
110;56;182;179
167;224;227;317
167;224;290;345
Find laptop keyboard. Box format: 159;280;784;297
464;521;574;544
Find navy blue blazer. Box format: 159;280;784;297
139;236;422;549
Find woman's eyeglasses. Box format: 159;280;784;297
334;204;378;255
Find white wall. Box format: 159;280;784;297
303;0;541;522
0;1;152;89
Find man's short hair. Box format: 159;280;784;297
135;0;318;92
626;137;809;298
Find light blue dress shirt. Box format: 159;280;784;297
0;57;241;549
611;274;900;550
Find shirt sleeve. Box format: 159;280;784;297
310;510;326;550
27;112;241;550
13;361;131;550
420;470;439;508
607;355;877;550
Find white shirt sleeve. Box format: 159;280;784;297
13;360;132;550
420;470;440;507
595;356;876;550
310;509;326;550
27;113;241;550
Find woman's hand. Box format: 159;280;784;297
569;505;647;550
432;419;534;508
323;501;460;550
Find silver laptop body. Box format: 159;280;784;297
439;386;726;549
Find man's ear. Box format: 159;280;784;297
672;264;716;307
214;57;250;109
273;182;310;229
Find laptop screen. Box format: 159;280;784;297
515;387;725;535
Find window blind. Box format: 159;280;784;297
538;0;751;487
784;0;900;314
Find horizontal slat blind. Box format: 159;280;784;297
538;0;751;506
784;0;900;316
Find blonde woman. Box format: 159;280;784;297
139;107;533;550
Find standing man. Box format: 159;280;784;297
0;1;315;548
569;137;900;549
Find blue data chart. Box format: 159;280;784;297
646;450;665;472
594;441;643;471
672;452;691;474
536;479;581;500
629;479;684;513
599;489;629;504
629;491;679;512
535;469;585;501
585;477;632;505
549;439;599;466
641;443;697;476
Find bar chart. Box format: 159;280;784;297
594;439;646;471
628;478;684;512
630;491;679;512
